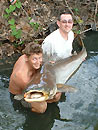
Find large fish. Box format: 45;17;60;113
22;35;87;102
14;35;87;102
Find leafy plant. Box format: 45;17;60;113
4;1;21;18
15;1;22;8
76;30;81;34
8;18;22;39
3;0;23;46
73;28;81;34
29;17;42;31
29;22;40;31
8;18;15;25
73;8;79;15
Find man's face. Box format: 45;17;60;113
57;14;73;33
28;53;42;69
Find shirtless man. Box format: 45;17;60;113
9;43;61;113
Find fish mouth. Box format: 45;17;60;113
24;90;49;102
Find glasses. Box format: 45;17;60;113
60;19;73;24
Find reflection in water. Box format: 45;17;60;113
0;31;98;130
52;31;98;130
22;95;70;130
23;103;60;130
0;79;25;130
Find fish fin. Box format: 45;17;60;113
56;84;77;93
14;94;24;100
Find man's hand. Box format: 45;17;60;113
47;92;62;103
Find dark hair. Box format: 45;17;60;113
23;42;42;56
57;10;72;21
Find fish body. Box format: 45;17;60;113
54;47;87;84
24;64;57;102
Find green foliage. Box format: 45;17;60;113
5;4;17;15
73;8;79;15
18;41;24;45
8;18;15;25
9;5;16;12
73;28;81;34
75;30;81;34
11;28;22;39
13;40;24;47
8;18;22;39
15;1;22;8
29;17;42;31
3;14;10;19
15;30;22;39
10;25;16;30
29;22;40;31
3;0;44;47
3;0;23;46
76;30;81;34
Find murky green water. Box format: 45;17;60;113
0;31;98;130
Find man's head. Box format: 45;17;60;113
57;11;73;33
23;43;42;69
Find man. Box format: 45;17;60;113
42;11;74;62
9;43;61;113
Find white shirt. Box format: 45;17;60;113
42;29;74;60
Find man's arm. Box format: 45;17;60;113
9;72;26;95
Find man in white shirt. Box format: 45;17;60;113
42;11;74;102
42;11;74;61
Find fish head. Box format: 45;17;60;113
24;82;57;102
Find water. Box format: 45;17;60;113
0;31;98;130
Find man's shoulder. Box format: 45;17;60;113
69;30;74;37
44;29;59;41
14;55;25;67
17;55;25;61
